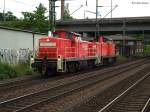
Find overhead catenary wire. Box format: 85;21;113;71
70;5;83;15
1;0;46;18
0;0;35;13
1;0;109;19
10;0;34;8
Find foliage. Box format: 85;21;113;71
63;11;73;20
132;34;144;40
0;62;17;80
0;61;35;80
5;11;17;21
117;55;127;62
33;3;48;32
0;20;24;29
0;13;3;21
21;12;35;30
0;3;77;32
0;3;48;33
144;44;150;55
0;11;17;21
21;3;48;32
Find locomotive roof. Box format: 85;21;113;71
54;30;81;36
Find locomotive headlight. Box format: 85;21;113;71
57;58;61;61
30;57;34;64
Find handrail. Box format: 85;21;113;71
37;46;99;58
65;47;77;58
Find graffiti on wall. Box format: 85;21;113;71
0;48;31;65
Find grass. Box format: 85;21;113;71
144;44;150;56
0;61;35;80
117;55;128;62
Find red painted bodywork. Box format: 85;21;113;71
37;30;116;59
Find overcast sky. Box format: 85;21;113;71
0;0;150;19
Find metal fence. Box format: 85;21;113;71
0;48;32;65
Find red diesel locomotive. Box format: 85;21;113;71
31;30;116;76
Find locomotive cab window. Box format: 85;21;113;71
53;32;59;38
106;38;113;43
76;35;82;41
66;32;73;40
103;37;111;43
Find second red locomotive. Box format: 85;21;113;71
31;30;116;76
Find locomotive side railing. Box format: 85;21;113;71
88;48;97;57
64;47;77;58
37;46;98;59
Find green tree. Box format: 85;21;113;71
21;3;48;33
0;11;17;21
0;3;49;33
21;12;35;30
33;3;48;32
5;11;17;21
0;11;19;28
0;12;3;21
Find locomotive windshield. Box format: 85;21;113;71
66;32;73;40
53;33;59;38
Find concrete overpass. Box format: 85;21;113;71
56;17;150;37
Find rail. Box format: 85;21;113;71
0;59;148;112
141;97;150;112
98;71;150;112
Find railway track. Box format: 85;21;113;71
0;58;149;112
0;59;146;103
0;63;111;92
99;71;150;112
0;75;39;88
0;58;145;91
0;58;142;89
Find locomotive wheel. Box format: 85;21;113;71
75;62;81;71
67;62;76;73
